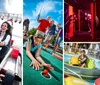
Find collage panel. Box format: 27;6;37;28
0;0;22;85
23;0;63;85
64;43;100;85
0;0;100;85
64;0;100;42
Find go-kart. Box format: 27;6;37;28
0;40;22;85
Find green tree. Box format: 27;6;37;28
28;28;37;36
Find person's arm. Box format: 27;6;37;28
78;56;81;62
81;57;87;63
37;13;40;23
0;35;10;46
26;42;35;60
0;42;5;46
35;47;54;70
56;29;61;40
79;55;87;63
35;48;46;65
26;41;41;70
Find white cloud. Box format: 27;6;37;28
58;10;63;14
32;1;53;18
32;1;61;18
57;16;61;21
4;0;22;14
23;15;32;21
29;20;39;30
54;19;58;25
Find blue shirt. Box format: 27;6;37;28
30;39;42;53
59;27;63;38
48;24;56;35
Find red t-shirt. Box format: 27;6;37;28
37;19;50;33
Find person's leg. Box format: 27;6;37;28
46;35;53;44
52;53;63;61
43;35;54;49
44;34;51;43
53;44;59;53
43;35;50;49
35;30;45;37
53;37;62;53
81;63;86;68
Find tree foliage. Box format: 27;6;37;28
28;28;37;36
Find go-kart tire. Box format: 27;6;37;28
2;70;14;85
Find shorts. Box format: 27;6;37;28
56;37;63;45
35;30;45;37
44;34;54;42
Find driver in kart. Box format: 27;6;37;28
78;50;88;67
0;21;12;62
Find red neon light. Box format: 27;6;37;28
78;10;81;31
91;3;95;40
68;6;74;38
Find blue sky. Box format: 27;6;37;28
24;0;63;30
0;0;5;12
